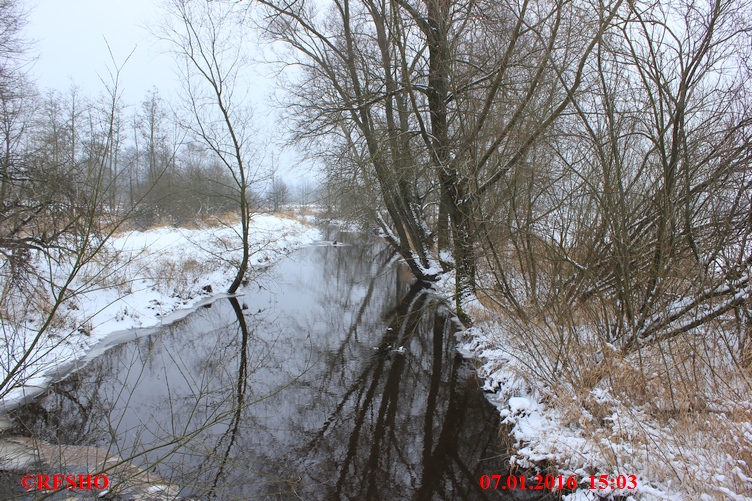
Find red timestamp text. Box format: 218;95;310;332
479;474;638;492
589;474;638;490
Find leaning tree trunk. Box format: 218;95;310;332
423;0;476;319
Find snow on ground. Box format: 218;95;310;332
422;270;752;500
457;314;752;501
0;214;320;410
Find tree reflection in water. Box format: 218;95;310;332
9;229;546;500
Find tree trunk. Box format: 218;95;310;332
423;0;475;316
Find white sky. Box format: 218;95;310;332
24;0;316;183
27;0;179;103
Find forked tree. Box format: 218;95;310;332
254;0;624;319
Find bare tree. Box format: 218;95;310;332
0;46;142;400
295;178;316;206
255;0;624;318
266;174;288;212
160;0;264;294
125;87;186;225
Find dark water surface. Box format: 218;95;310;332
4;229;545;500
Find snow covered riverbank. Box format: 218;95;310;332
457;310;752;501
0;214;320;410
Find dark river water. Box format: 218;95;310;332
2;228;547;500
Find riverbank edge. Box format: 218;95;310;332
453;302;752;501
0;214;322;413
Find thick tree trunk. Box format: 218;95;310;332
424;0;476;317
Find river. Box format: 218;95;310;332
1;227;546;500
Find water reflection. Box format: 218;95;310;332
7;230;545;500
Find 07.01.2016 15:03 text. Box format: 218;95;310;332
479;473;638;492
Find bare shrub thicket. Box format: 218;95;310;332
482;0;752;388
468;0;752;494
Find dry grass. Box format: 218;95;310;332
466;296;752;498
111;211;244;235
145;257;219;299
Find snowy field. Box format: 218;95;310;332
0;214;320;410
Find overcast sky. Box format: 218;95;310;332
24;0;313;182
27;0;179;102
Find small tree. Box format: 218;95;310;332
160;0;264;294
267;175;288;212
296;178;316;206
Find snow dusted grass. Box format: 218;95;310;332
0;214;320;409
458;304;752;500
